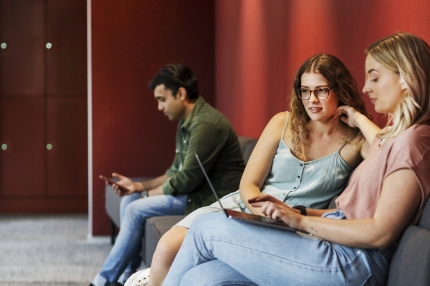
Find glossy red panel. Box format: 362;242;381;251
91;0;430;235
0;0;44;96
46;0;87;96
91;0;216;235
0;197;87;213
0;0;87;214
1;98;45;197
217;0;354;137
46;97;88;196
216;0;430;137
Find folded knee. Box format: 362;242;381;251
156;227;188;258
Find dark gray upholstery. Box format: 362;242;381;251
104;136;258;264
105;185;122;228
314;185;430;286
141;136;258;266
418;197;430;229
105;136;430;285
386;198;430;286
328;197;337;209
104;177;150;244
143;216;185;264
328;195;430;286
238;136;258;164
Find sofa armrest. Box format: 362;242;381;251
104;177;153;244
105;186;122;228
143;215;186;266
238;136;258;164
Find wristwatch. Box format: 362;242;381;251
140;190;148;199
292;205;307;215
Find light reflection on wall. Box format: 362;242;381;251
216;0;430;137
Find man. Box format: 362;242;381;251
91;64;245;286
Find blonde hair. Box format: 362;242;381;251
366;32;430;138
290;54;371;156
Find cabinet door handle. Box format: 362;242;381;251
1;144;6;150
46;144;53;150
46;42;52;49
1;42;6;49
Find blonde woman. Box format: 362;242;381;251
163;32;430;286
127;54;377;286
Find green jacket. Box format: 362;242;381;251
162;97;245;214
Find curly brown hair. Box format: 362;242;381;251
290;54;372;156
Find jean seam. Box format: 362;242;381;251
201;237;361;273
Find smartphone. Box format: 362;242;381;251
99;175;130;193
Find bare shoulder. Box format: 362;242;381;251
257;112;288;148
267;112;288;128
340;136;365;168
263;112;288;137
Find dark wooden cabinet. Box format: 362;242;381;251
0;0;87;212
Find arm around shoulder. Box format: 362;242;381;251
354;113;380;158
337;106;380;159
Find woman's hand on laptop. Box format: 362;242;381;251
249;194;302;227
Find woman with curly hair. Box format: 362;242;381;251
126;54;378;286
163;32;430;286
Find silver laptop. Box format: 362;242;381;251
195;152;308;233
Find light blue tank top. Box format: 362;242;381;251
243;112;353;210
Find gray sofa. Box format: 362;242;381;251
386;196;430;286
327;195;430;286
105;137;430;285
105;136;258;265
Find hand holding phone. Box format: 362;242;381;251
99;175;130;193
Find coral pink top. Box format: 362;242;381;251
336;124;430;224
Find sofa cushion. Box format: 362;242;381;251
386;197;430;286
105;136;259;264
105;185;122;227
143;216;186;266
418;197;430;230
105;177;151;228
142;136;258;265
146;216;186;237
386;225;430;286
238;136;258;164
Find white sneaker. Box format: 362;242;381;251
124;268;151;286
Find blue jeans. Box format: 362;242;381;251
92;193;187;286
163;212;395;286
117;193;144;283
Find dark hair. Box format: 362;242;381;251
290;54;372;156
149;64;199;101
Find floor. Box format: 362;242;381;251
0;214;112;286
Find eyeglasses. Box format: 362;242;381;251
298;87;333;100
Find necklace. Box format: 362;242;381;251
378;138;386;147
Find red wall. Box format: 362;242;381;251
91;0;215;235
91;0;430;235
216;0;430;138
